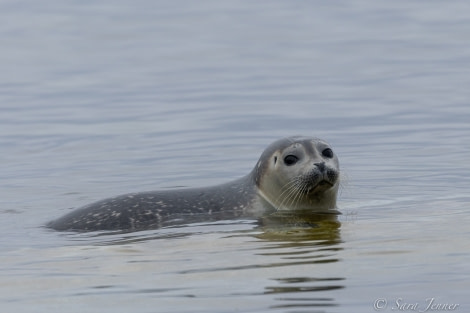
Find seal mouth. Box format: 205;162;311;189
300;167;339;195
307;180;334;194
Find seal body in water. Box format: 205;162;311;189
48;136;340;232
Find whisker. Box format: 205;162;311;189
276;184;298;211
273;177;301;207
287;179;304;210
276;176;305;211
291;179;308;210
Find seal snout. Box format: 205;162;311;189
302;162;339;195
314;162;326;172
314;162;339;183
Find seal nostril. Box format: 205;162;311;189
315;162;326;172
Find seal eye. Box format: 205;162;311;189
322;148;334;158
284;155;299;166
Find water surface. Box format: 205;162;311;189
1;1;469;312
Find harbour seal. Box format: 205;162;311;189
48;136;340;232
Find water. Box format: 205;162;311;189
1;1;470;312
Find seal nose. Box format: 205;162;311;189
314;162;326;173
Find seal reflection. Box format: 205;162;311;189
256;216;343;311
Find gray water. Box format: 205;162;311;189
1;1;470;312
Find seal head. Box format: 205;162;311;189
253;136;339;213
